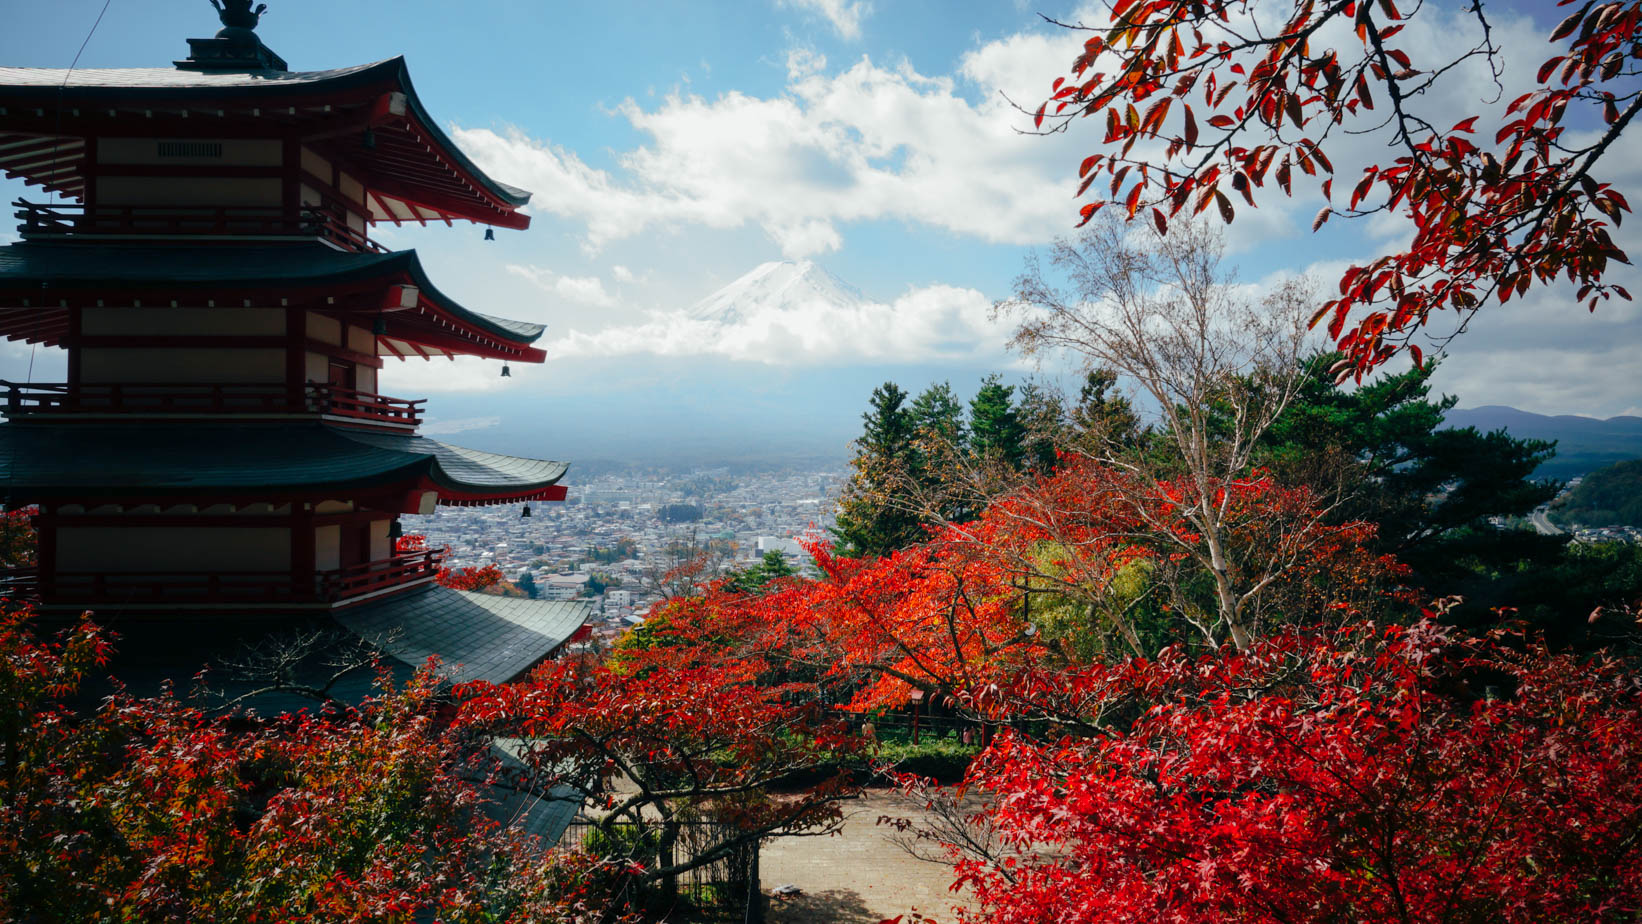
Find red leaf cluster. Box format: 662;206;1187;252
1044;0;1638;375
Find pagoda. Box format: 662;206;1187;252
0;4;589;688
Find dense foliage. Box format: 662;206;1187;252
0;606;629;923
1554;457;1642;527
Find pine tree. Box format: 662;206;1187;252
833;382;927;557
968;375;1025;469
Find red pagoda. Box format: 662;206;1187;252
0;5;589;688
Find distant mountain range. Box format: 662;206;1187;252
1444;406;1642;481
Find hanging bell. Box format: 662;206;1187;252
520;504;532;518
500;363;511;378
484;227;495;241
372;314;388;336
388;519;403;540
361;128;377;150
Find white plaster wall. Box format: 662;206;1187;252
346;324;375;356
304;351;329;384
368;519;391;562
315;525;341;571
79;348;285;384
99;137;282;167
306;311;342;346
57;526;291;572
82;306;284;337
96;176;281;208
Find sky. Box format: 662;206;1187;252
1;0;1638;466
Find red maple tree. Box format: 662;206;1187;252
950;618;1642;922
1038;0;1637;375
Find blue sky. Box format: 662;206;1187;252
2;0;1638;465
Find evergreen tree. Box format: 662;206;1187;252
909;381;967;450
969;375;1026;469
833;382;927;557
1016;382;1068;476
1070;368;1141;450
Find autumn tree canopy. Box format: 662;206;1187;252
1037;0;1638;375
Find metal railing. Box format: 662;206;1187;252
13;200;389;253
1;381;425;428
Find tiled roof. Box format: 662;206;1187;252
336;585;591;684
0;242;546;345
0;58;531;210
0;422;568;499
0;60;389;89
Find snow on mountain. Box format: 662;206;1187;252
685;260;866;325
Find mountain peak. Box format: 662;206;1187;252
687;260;866;325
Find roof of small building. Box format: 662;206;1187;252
0;242;544;350
336;585;591;684
0;57;531;221
0;422;568;503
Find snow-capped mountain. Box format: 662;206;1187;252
685;260;866;326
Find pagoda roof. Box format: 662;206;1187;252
0;422;568;504
0;57;531;227
338;586;591;685
0;241;545;358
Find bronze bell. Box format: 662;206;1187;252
500;363;512;378
521;504;532;518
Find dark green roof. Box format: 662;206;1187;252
0;242;544;344
0;422;567;500
338;586;591;684
0;58;532;209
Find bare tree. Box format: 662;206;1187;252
998;218;1322;651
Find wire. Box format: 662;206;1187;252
48;0;115;205
62;0;115;82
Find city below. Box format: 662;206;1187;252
403;466;848;645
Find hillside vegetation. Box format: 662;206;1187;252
1552;458;1642;528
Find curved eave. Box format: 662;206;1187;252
338;431;569;504
0;57;532;227
0;242;547;360
0;423;570;506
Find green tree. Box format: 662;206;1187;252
969;375;1025;469
909;381;967;450
1069;368;1141;452
1016;382;1067;476
1261;353;1557;557
724;550;798;595
833;382;928;557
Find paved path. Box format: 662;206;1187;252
761;790;978;923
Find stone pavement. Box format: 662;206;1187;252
760;790;978;923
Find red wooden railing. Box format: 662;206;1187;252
311;384;425;426
45;548;445;605
1;382;425;427
14;199;389;253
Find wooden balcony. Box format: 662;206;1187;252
41;547;445;607
13;200;389;254
2;382;425;428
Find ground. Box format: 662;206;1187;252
760;788;978;923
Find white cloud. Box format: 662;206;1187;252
506;264;617;307
545;282;1014;366
451;26;1092;258
612;265;638;283
785;47;827;80
780;0;872;40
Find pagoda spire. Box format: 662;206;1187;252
176;0;287;73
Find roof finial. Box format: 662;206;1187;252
178;0;286;72
210;1;269;32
